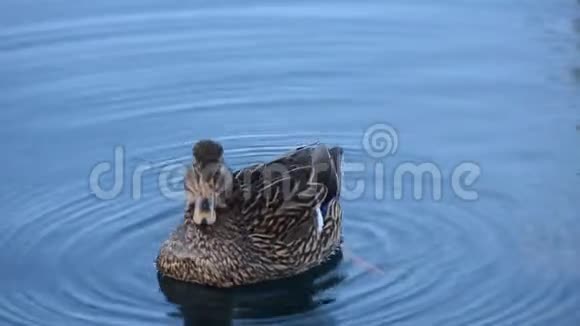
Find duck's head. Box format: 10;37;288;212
184;140;234;226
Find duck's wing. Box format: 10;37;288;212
233;144;343;243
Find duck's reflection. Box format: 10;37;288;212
158;250;344;325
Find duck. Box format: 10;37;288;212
156;139;344;287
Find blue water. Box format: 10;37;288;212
1;1;579;325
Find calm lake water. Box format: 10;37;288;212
1;0;579;325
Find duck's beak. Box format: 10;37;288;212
192;197;216;225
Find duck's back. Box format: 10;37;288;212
232;144;344;275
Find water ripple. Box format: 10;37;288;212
1;1;579;324
1;133;578;325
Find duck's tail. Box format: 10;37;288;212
328;146;343;199
311;145;343;206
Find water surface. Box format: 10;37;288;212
1;0;579;325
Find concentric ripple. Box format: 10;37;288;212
1;132;578;325
1;0;580;325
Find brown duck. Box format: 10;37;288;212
156;140;343;287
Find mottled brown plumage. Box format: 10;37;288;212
156;141;344;287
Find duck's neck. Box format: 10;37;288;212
186;215;241;239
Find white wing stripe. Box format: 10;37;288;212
315;206;324;233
